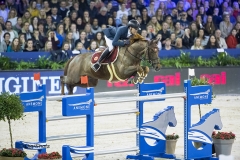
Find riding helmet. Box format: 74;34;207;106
127;19;141;30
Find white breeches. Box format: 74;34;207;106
104;35;114;51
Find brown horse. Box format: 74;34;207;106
60;37;161;95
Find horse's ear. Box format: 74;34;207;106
152;38;160;44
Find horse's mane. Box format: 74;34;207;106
129;33;149;45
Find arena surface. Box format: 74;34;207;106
0;95;239;160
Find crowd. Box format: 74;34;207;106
0;0;239;61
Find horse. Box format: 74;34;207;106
60;35;161;95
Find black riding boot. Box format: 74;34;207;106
91;47;110;72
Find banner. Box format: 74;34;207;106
0;67;239;96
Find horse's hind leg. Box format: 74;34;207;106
60;76;65;95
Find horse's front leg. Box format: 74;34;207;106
124;66;144;84
137;66;150;84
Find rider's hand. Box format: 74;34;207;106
124;40;130;45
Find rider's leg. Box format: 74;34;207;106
91;47;110;72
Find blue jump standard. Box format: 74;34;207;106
15;80;222;160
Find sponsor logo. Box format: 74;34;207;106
142;87;165;95
22;142;50;150
154;72;181;86
22;96;44;107
68;99;92;110
190;89;210;100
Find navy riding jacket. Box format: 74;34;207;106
102;26;129;47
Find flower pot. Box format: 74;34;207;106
0;157;24;160
166;140;177;154
212;139;234;157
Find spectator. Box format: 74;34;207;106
232;2;240;19
88;40;98;52
19;21;33;40
0;16;5;29
163;38;174;50
84;23;95;40
106;16;116;27
226;28;238;48
106;2;114;17
147;1;156;17
146;24;156;39
38;23;46;37
29;16;39;32
212;7;222;28
219;14;233;38
7;8;18;26
76;17;85;31
168;8;178;22
174;37;187;49
70;23;79;41
27;1;39;17
155;33;162;50
158;22;171;45
94;31;106;47
182;0;190;11
43;40;53;51
22;11;32;24
116;3;128;21
176;1;184;13
50;0;59;8
195;14;204;30
96;6;109;26
0;32;11;52
4;21;18;41
191;37;204;50
215;29;228;49
42;0;51;15
72;42;85;55
57;42;72;62
234;22;240;47
155;9;164;24
38;9;47;24
189;22;198;42
0;0;9;23
23;38;38;51
198;6;207;23
32;30;44;51
186;8;194;22
204;34;220;49
45;30;60;50
63;17;71;33
51;7;62;25
6;0;17;11
158;2;167;15
195;28;208;46
128;8;138;21
18;0;29;17
82;10;91;25
182;27;192;48
18;33;26;50
75;30;91;49
88;0;98;19
165;0;176;15
207;0;217;16
13;17;22;33
170;32;176;44
64;31;75;50
179;11;190;29
173;21;184;38
141;8;150;27
141;29;150;40
165;15;174;32
70;2;83;18
7;37;22;52
147;16;162;35
128;2;141;16
69;10;77;24
0;24;5;42
58;0;69;19
204;15;216;36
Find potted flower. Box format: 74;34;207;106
212;131;236;157
0;148;27;160
0;92;26;159
37;152;62;160
165;133;179;154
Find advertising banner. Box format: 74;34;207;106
0;67;239;96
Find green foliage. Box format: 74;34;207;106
0;92;24;122
0;92;25;148
166;133;179;140
141;51;240;68
0;148;27;157
0;56;66;70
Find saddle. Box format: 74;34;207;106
91;46;119;65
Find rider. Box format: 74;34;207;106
91;19;141;72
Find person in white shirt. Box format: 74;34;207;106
215;29;228;49
116;3;128;20
0;0;9;23
191;38;204;50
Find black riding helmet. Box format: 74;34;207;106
127;19;141;30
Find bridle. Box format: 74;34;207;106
125;40;159;66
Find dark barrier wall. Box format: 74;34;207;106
0;67;239;96
1;48;240;62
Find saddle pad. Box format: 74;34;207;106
91;47;119;65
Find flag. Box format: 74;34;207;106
81;76;88;84
34;72;40;80
188;68;195;76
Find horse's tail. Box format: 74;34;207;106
64;57;74;76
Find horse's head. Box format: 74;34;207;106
146;39;161;71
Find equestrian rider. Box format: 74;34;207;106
91;19;141;72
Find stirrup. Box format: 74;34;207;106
91;62;101;72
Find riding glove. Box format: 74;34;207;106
124;40;130;45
